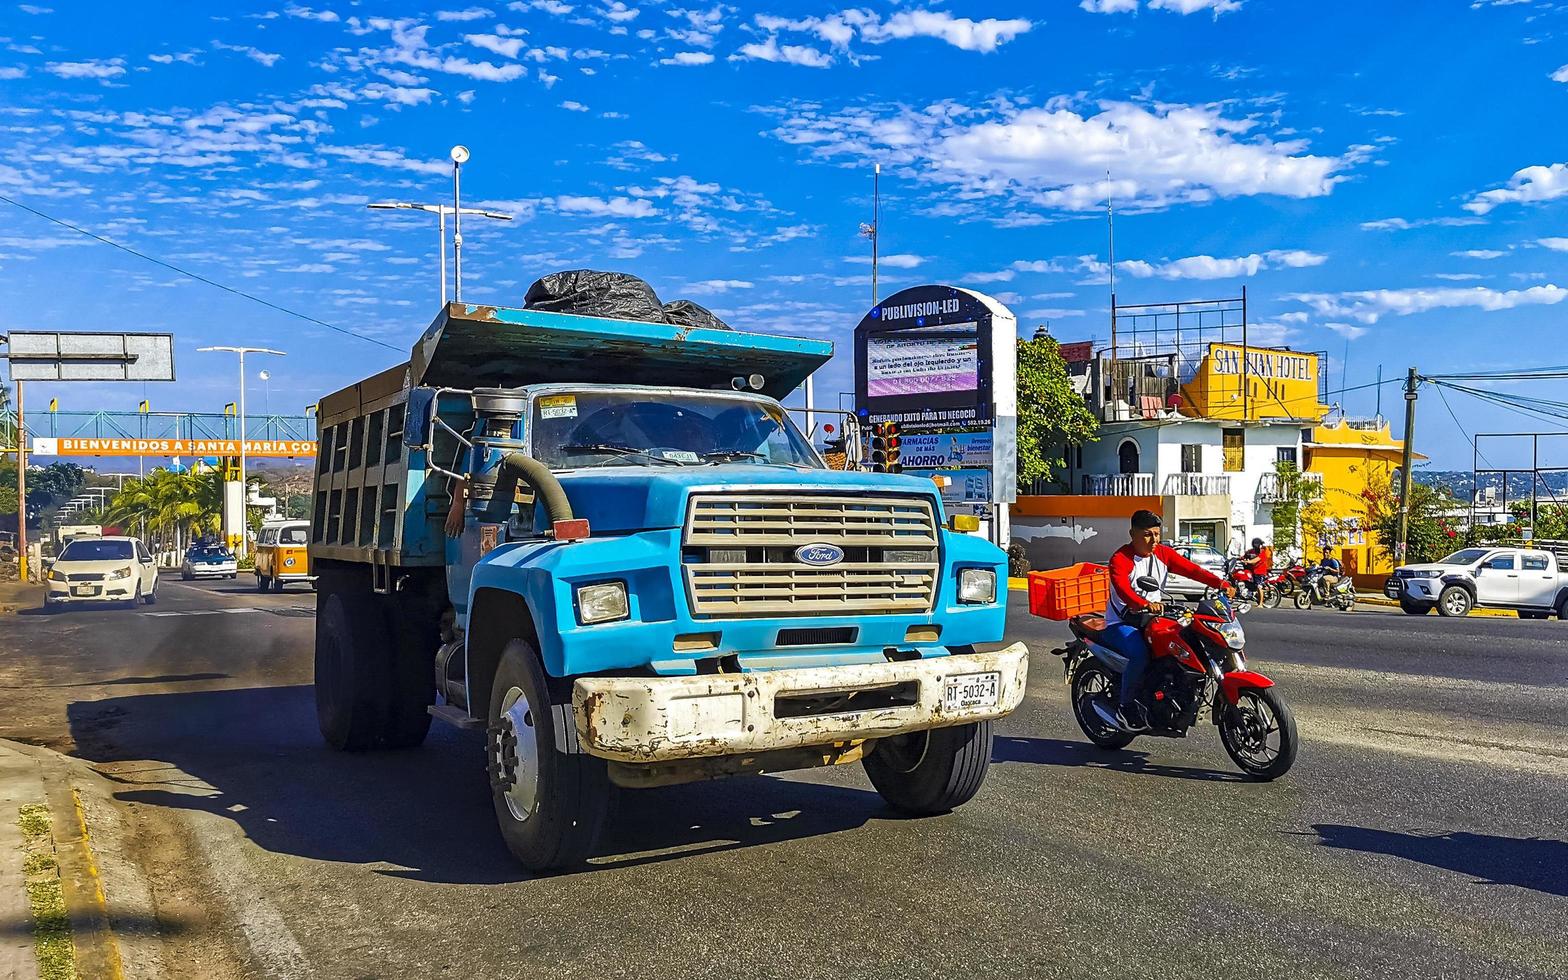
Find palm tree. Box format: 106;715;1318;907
107;468;225;555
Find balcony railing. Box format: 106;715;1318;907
1082;473;1155;496
1162;473;1231;496
1255;470;1323;503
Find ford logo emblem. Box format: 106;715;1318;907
795;543;845;567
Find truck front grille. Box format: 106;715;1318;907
683;493;939;618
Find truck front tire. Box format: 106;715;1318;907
1437;586;1473;618
487;639;611;871
315;590;432;751
863;721;993;816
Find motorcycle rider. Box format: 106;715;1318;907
1316;554;1344;599
1102;509;1234;732
1235;537;1273;600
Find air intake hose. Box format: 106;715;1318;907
500;452;574;526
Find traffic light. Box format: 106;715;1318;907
871;422;902;474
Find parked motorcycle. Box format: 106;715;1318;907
1265;559;1310;603
1053;578;1299;780
1295;564;1355;611
1223;557;1271;611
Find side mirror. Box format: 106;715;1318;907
1134;575;1161;592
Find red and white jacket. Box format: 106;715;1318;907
1105;543;1227;627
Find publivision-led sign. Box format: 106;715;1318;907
854;284;1018;522
31;437;317;458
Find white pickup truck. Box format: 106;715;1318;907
1384;545;1568;619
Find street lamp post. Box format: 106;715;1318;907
367;200;512;304
199;346;285;557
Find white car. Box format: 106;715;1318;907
182;544;238;580
1167;543;1229;597
44;536;160;609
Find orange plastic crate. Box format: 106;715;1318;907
1027;562;1109;620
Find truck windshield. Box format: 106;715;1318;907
530;390;821;470
1436;548;1490;565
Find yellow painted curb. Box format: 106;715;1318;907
1008;577;1028;592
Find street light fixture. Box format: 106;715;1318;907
198;345;285;557
366;201;512;304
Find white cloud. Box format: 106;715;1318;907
845;253;924;268
1451;249;1505;259
1291;284;1568;324
684;279;753;293
1082;0;1242;13
1115;249;1324;280
770;100;1345;214
1537;237;1568;251
599;1;639;22
1360;215;1484;231
0;66;26;79
749;9;1032;56
438;7;494;20
660;50;714;65
211;41;282;67
512;0;572;12
1323;322;1368;340
560;99;589;111
554;194;658;217
466;33;525;58
44;58;126;80
731;37;833;67
1465;163;1568;214
1553;64;1568;83
538;69;559;87
18;4;52;12
1430;273;1484;281
284;4;340;22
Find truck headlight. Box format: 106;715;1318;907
575;582;629;625
108;566;133;580
957;568;996;604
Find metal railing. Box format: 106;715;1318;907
1255;470;1322;503
1162;473;1230;496
11;409;315;443
1082;473;1156;496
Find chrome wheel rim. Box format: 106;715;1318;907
494;685;539;823
1443;592;1466;615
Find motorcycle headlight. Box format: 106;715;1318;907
108;566;134;581
957;568;996;604
575;581;629;625
1215;620;1246;650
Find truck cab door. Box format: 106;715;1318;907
1474;554;1519;606
1518;552;1558;606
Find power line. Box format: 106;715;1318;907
0;192;402;353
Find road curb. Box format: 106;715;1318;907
1;739;167;980
1354;593;1519;618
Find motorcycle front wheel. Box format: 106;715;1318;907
1219;687;1298;780
1070;663;1135;750
1260;583;1282;609
1293;590;1313;610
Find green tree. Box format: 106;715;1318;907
1270;461;1323;555
1362;471;1458;565
106;468;224;552
1015;335;1098;492
26;462;85;509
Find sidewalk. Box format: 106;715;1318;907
0;583;44;618
0;739;166;980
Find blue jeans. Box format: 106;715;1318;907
1098;623;1150;707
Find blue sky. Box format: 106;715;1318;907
3;0;1567;469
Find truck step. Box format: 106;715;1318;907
428;704;483;730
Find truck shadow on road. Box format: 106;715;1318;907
992;736;1248;782
66;684;893;885
1309;824;1568;897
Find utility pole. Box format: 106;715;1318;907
451;145;470;302
14;379;25;582
1395;366;1418;567
200;346;285;557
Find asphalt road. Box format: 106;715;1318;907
1;576;1564;979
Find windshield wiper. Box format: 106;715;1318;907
559;443;687;466
699;450;769;464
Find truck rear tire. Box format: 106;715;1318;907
487;639;611;871
315;590;432;751
863;721;993;815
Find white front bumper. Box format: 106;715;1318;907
46;581;136;602
573;643;1029;763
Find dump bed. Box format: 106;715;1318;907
310;303;834;571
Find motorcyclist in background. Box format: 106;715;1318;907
1317;555;1343;596
1233;537;1273;601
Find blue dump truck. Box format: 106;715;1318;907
309;302;1028;870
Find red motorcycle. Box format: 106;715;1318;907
1224;557;1273;611
1264;559;1310;605
1052;577;1299;780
